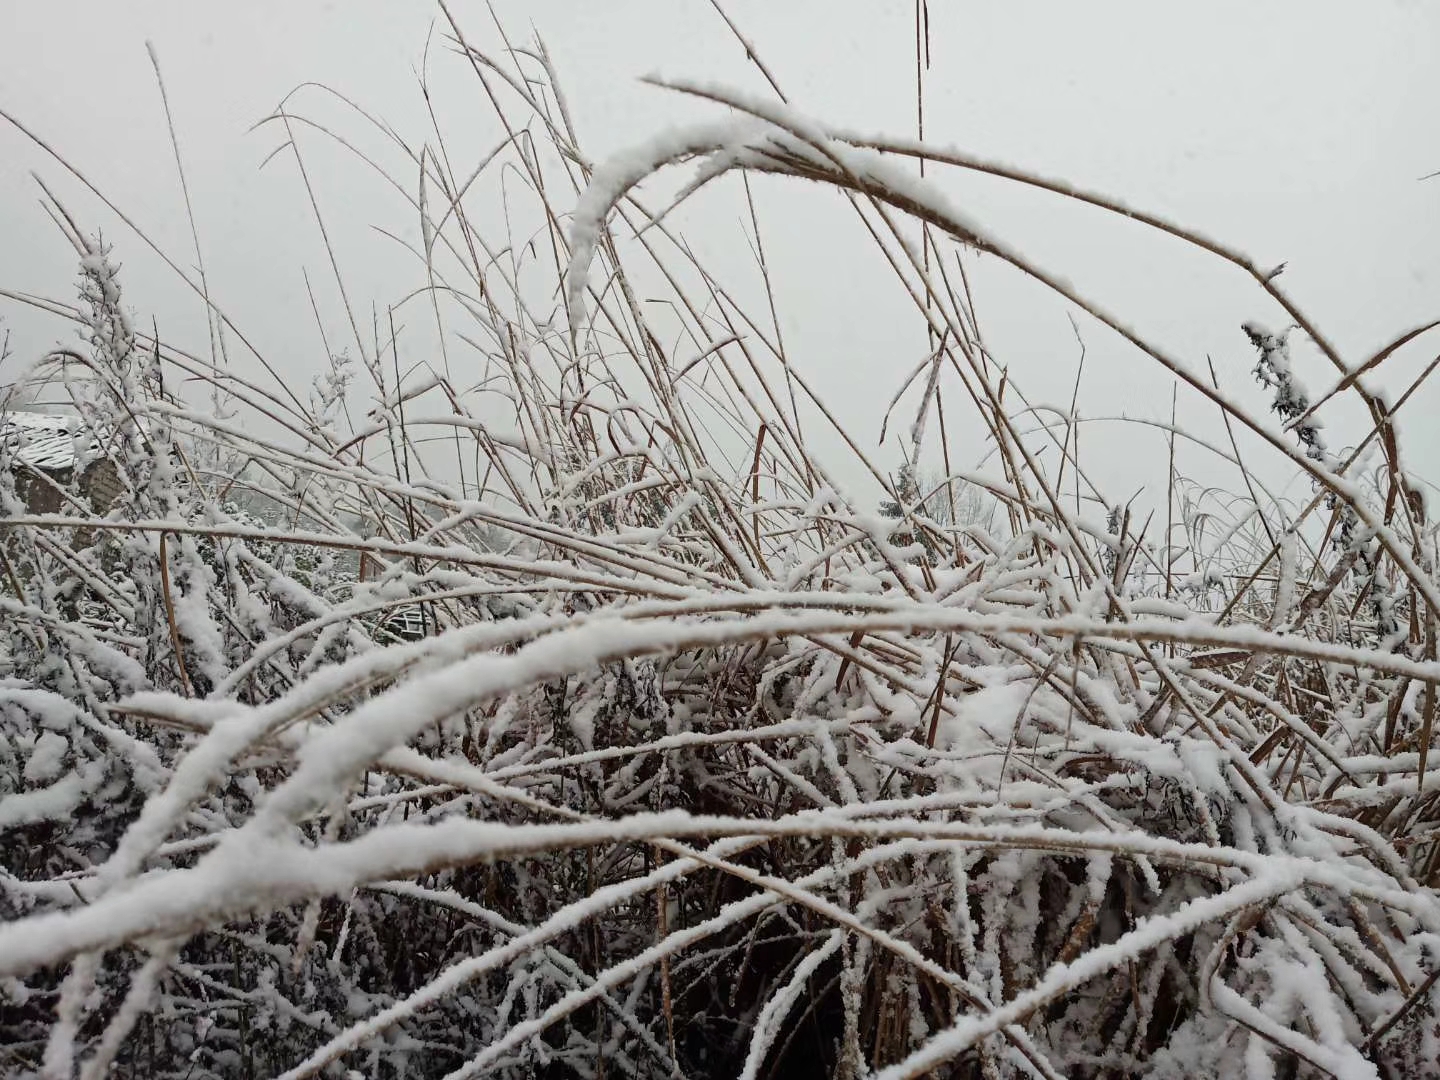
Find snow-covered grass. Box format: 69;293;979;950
2;9;1440;1079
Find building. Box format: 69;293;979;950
1;410;124;516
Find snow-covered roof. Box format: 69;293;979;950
0;411;101;471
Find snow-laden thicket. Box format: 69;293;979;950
3;15;1440;1080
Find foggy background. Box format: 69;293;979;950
2;0;1437;517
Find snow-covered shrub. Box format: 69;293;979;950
1;11;1439;1080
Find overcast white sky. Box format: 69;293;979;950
2;1;1437;516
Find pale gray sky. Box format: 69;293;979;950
2;1;1437;515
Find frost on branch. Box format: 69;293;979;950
1243;321;1328;466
